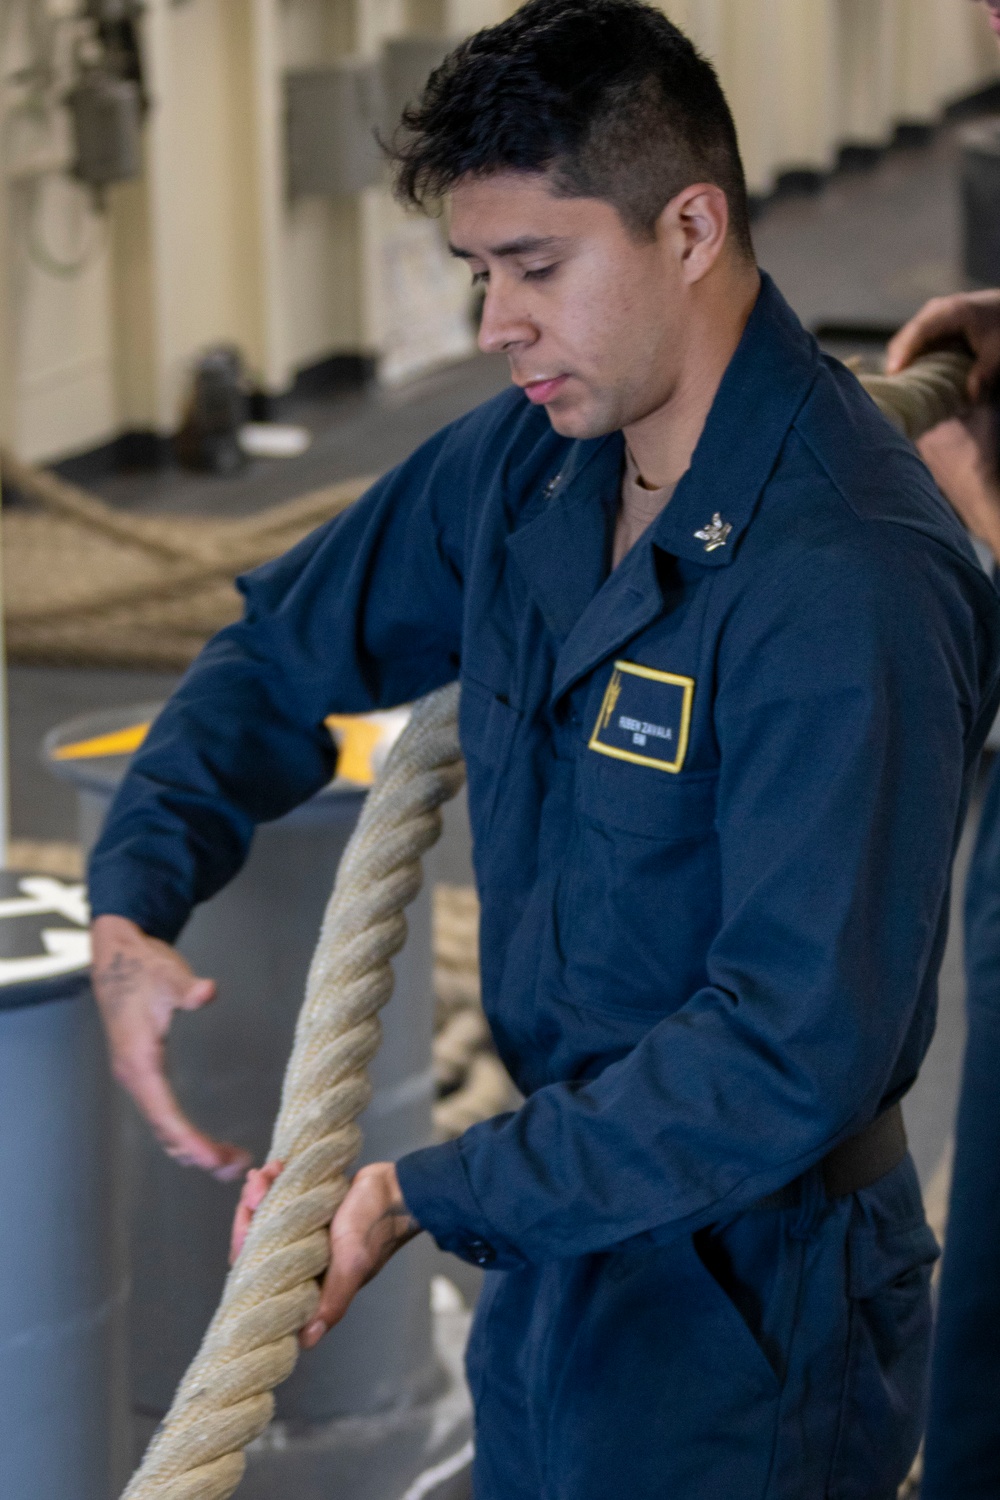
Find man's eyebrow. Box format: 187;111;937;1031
447;235;567;260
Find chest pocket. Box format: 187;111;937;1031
562;680;719;1017
577;751;718;840
578;660;716;840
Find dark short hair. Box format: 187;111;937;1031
387;0;754;258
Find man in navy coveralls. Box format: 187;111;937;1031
89;4;1000;1495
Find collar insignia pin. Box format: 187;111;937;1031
694;513;732;552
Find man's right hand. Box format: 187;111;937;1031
91;914;252;1181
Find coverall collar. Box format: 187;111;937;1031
507;274;822;706
648;271;821;568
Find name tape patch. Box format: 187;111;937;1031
589;660;694;773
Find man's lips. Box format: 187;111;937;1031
989;5;1000;33
519;375;569;404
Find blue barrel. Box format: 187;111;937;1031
0;868;130;1500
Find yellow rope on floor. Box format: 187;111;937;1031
119;349;971;1500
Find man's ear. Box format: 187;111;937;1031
658;182;730;285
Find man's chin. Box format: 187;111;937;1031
542;398;616;441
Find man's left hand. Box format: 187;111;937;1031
230;1160;420;1348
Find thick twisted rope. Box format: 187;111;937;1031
858;348;971;439
121;683;464;1500
119;348;972;1500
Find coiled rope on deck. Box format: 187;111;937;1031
120;348;972;1500
0;450;372;669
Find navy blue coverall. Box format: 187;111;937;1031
90;277;1000;1499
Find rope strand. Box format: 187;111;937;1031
122;683;463;1500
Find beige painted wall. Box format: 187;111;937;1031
1;0;120;460
664;0;1000;193
9;178;118;461
3;0;999;463
138;0;270;426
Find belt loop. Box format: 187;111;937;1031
790;1165;826;1241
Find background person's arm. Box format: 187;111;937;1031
887;291;1000;564
918;406;1000;565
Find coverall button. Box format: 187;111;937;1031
465;1236;497;1266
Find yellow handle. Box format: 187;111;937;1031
53;715;384;785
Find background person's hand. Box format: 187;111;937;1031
885;289;1000;400
230;1158;420;1345
91;913;252;1180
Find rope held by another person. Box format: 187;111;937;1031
118;348;972;1500
857;348;972;441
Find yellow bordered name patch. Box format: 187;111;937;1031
589;660;694;773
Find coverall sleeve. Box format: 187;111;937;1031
87;421;472;942
396;529;994;1268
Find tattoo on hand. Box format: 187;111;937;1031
367;1201;419;1254
95;951;143;1016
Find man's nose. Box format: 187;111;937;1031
477;286;537;356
